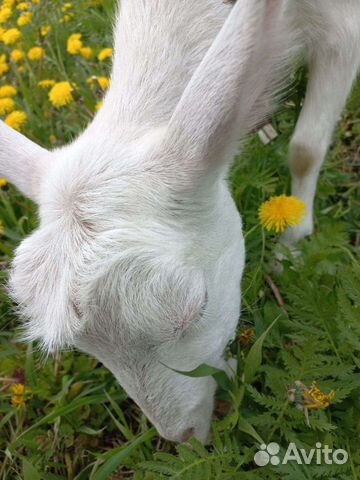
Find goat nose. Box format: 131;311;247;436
180;427;194;443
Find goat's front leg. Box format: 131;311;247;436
281;46;360;247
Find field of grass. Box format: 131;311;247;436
0;0;359;479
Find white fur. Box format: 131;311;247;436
1;0;359;443
282;0;360;244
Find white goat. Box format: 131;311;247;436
1;0;359;443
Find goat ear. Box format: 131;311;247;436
157;0;292;187
0;121;50;201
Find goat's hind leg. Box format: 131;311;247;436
281;41;360;247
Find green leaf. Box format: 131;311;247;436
77;426;106;435
162;363;232;390
22;458;41;480
215;411;239;431
91;428;156;480
244;315;280;384
237;417;264;444
25;342;37;390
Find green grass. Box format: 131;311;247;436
0;1;360;479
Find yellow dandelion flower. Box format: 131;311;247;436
16;2;29;11
303;382;336;410
95;100;102;111
288;381;335;413
0;7;12;23
10;48;24;62
80;46;93;60
62;2;72;11
27;46;44;61
49;81;74;107
67;33;82;55
97;76;110;90
0;178;8;187
0;27;5;42
38;79;55;89
10;383;29;408
0;62;9;76
3;0;15;7
2;28;21;45
87;75;109;90
0;85;17;97
17;11;32;26
239;328;255;348
31;0;40;4
0;97;15;114
259;195;306;233
40;25;51;36
5;110;27;130
98;47;112;62
60;13;73;23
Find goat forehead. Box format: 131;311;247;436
40;161;168;228
39;125;228;228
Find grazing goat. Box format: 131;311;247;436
0;0;359;443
